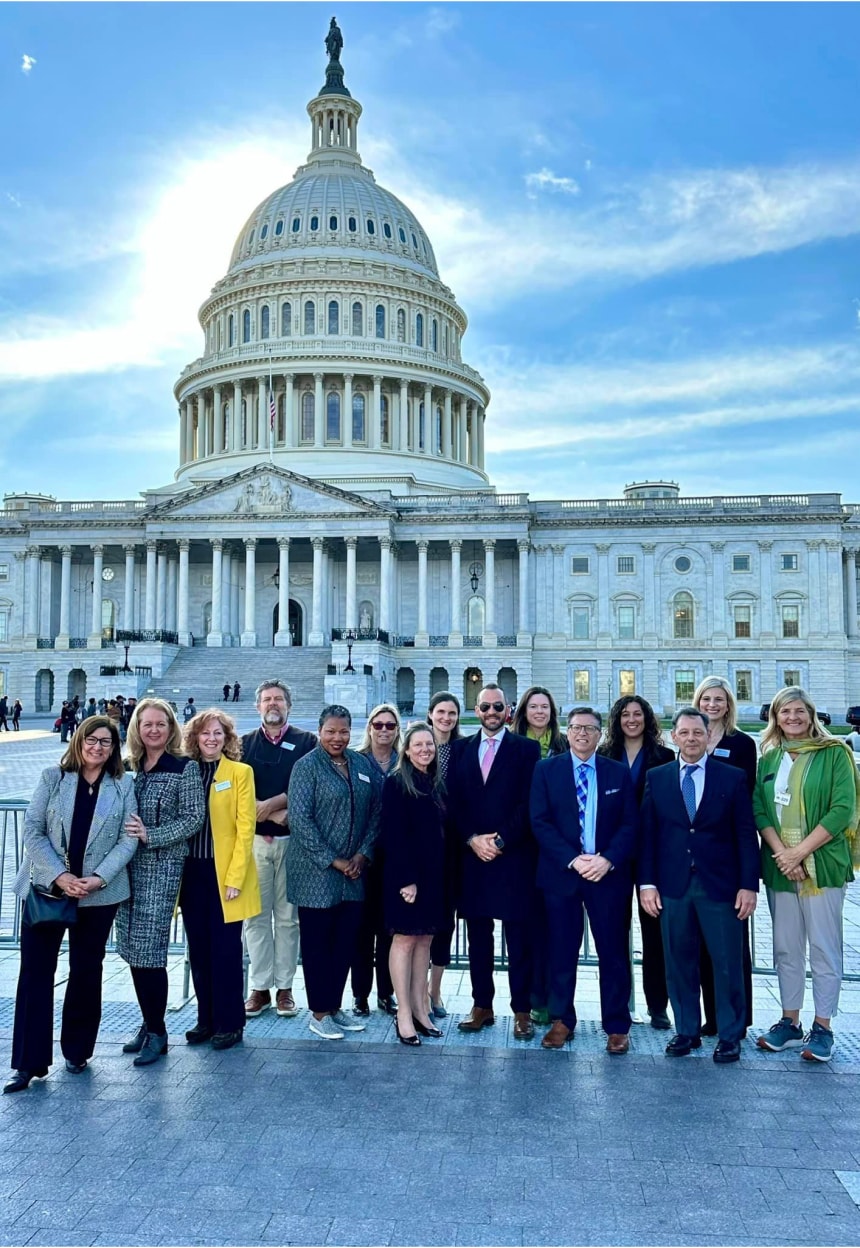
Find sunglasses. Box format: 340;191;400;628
371;721;397;731
478;702;506;713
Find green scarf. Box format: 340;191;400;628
777;737;860;894
527;727;554;760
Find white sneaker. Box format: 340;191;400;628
308;1015;344;1040
332;1009;366;1032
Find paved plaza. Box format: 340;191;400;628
3;728;860;1246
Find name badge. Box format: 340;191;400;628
774;790;791;807
357;773;371;784
281;741;295;751
214;780;232;792
713;748;730;758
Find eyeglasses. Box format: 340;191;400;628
478;702;506;713
371;721;397;731
85;737;114;750
568;725;600;735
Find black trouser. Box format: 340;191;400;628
529;891;551;1011
350;861;393;1001
131;966;168;1035
700;917;753;1030
12;902;118;1071
661;875;746;1043
430;910;456;967
299;901;363;1014
627;891;669;1015
179;858;245;1034
545;875;632;1035
465;914;532;1014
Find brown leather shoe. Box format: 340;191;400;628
513;1012;535;1041
244;989;272;1018
541;1020;573;1050
606;1032;630;1055
457;1007;495;1033
276;989;298;1017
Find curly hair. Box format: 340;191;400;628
599;695;665;760
125;696;183;770
511;686;566;754
182;708;243;761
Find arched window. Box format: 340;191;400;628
304;301;315;334
101;599;115;640
260;223;269;240
435;404;443;454
326;392;341;441
301;392;314;443
216;320;222;351
352;302;363;336
290;217;300;233
419;401;426;450
431;319;438;352
396;308;406;342
673;591;694;639
241;398;248;445
380;394;390;445
348;216;357;233
281;302;291;336
328;214;338;231
310;214;319;232
275;219;284;236
242;309;251;343
375;304;385;338
260;305;270;339
228;314;235;347
352;393;366;443
443;324;448;356
366;219;375;235
398;226;406;243
328;300;339;335
383;222;392;239
467;595;485;635
415;313;424;347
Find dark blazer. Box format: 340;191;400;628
600;741;675;805
639;757;759;903
529;753;639;896
447;729;541;922
708;729;757;796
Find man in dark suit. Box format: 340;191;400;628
448;684;541;1039
639;707;759;1064
530;706;639;1054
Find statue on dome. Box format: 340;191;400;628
325;17;343;64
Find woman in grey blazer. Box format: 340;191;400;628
287;705;381;1040
5;717;137;1094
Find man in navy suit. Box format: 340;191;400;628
639;707;758;1064
530;706;639;1054
447;685;541;1039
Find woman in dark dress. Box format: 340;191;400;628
693;676;757;1034
599;695;675;1030
383;723;447;1046
426;692;462;1018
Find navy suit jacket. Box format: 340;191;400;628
529;752;638;896
638;757;759;903
447;729;541;922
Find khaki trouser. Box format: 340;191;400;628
767;883;846;1019
243;836;299;992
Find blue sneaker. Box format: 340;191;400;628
756;1017;804;1052
800;1021;834;1063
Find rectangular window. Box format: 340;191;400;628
783;669;801;688
617;555;635;574
617;605;635;639
781;553;798;571
735;670;753;702
619;669;636;696
733;606;751;638
574;669;590;701
674;670;695;703
571;607;589;640
570;556;590;575
0;563;8;582
781;605;800;638
732;554;750;573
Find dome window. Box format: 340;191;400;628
352;393;366;443
248;229;255;247
328;300;340;335
375;304;385;339
366;219;375;235
275;219;285;236
228;314;235;348
310;214;319;232
281;302;292;337
348;216;357;233
352;302;363;336
261;305;270;340
260;224;269;240
411;232;418;249
431;319;438;352
398;226;406;244
396;308;406;342
380;394;390;445
290;217;300;233
242;309;251;343
304;301;315;335
326;392;341;442
415;313;424;348
329;214;338;231
383;223;392;239
300;392;315;443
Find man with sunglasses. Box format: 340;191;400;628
530;706;638;1054
448;684;541;1039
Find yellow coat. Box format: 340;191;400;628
207;756;262;922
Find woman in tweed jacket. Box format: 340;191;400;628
116;697;205;1066
286;705;381;1040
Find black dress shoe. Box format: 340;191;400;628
122;1024;147;1054
133;1031;168;1067
211;1030;243;1051
64;1059;87;1074
713;1039;741;1064
395;1020;420;1047
699;1023;718;1038
412;1015;443;1039
665;1034;703;1057
649;1009;671;1031
377;995;398;1016
352;998;371;1017
3;1068;48;1094
185;1024;214;1046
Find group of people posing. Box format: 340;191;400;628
4;673;858;1092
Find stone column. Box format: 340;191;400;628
88;545;104;646
379;536;392;633
343;374;354;448
179;406;187;465
845;546;859;639
156;546;167;630
759;542;774;636
552;544;566;636
230;552;241;638
144;541;157;630
232;381;243;451
477;406;486;470
275;538;291;646
459;396;468;463
449;539;462;644
257;377;268;450
807;541;822;637
38;555;53;640
207;539;223;646
596;544;611;639
399;380;409;450
25;546;40;637
124;545;136;633
345;536;358;629
198;392;208;458
416;540;429;644
642;543;657;644
184;399;195;463
826;540;843;636
166;555;178;633
372;376;382;450
517;539;530;640
310;537;325;645
212;386;223;454
221;550;233;638
284;373;294;447
423;384;432;454
442;390;453;459
57;545;72;647
534;545;547;637
314;373;324;447
177;540;190;645
241;537;257;645
483;539;496;642
711;542;726;639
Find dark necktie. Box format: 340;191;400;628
682;763;698;823
576;763;590;836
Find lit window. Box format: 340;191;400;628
781;605;800;638
572;608;589;640
784;669;801;688
674;555;692;573
275;219;285;236
617;555;635;574
260;305;270;339
328;300;339;335
620;670;636;696
329;215;338;231
735;670;753;702
574;669;590;700
242;310;251;343
304;301;315;334
618;606;635;639
416;313;424;347
398;226;406;243
734;606;751;638
571;556;590;575
300;392;314;443
348;216;357;233
732;554;750;572
375;304;385;338
367;219;375;235
326;392;341;441
310;215;319;232
674;670;695;703
781;553;798;571
352;393;366;443
260;224;269;240
281;302;292;336
673;592;694;639
352;302;363;336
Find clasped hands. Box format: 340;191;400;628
771;846;807;883
332;852;368;880
54;871;102;898
571;853;612;883
256;797;288;834
469;833;501;863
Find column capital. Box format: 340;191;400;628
343;372;354;383
177;539;190;553
211;538;223;552
551;543;565;555
345;535;358;550
146;539;158;554
244;537;258;551
806;539;823;551
417;539;429;554
378;535;392;551
283;371;294;382
642;543;656;554
449;538;463;551
517;538;531;553
825;539;842;552
25;544;40;558
844;545;860;558
372;374;383;385
313;371;324;382
123;543;137;556
92;544;104;557
711;541;725;551
596;543;611;555
759;541;773;552
312;536;325;552
483;538;496;552
278;537;291;551
60;545;72;558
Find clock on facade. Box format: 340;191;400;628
101;567;115;581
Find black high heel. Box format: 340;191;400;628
395;1020;421;1047
412;1015;443;1039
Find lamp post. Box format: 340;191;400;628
343;628;357;673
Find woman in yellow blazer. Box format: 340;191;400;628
180;709;261;1050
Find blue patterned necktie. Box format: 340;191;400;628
576;763;590;837
682;763;698;822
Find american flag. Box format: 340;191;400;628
269;389;276;432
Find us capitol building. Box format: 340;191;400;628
2;23;859;719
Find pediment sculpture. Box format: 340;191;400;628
233;476;293;514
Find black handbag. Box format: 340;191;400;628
22;820;78;928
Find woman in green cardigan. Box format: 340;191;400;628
753;687;859;1063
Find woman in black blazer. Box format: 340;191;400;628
600;696;675;1030
693;676;757;1033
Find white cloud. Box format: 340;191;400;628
524;167;581;197
21;54;36;74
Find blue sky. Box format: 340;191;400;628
2;1;860;502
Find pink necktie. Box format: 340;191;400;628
481;736;497;783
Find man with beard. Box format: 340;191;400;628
242;680;316;1019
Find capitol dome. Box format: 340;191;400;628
173;22;490;496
